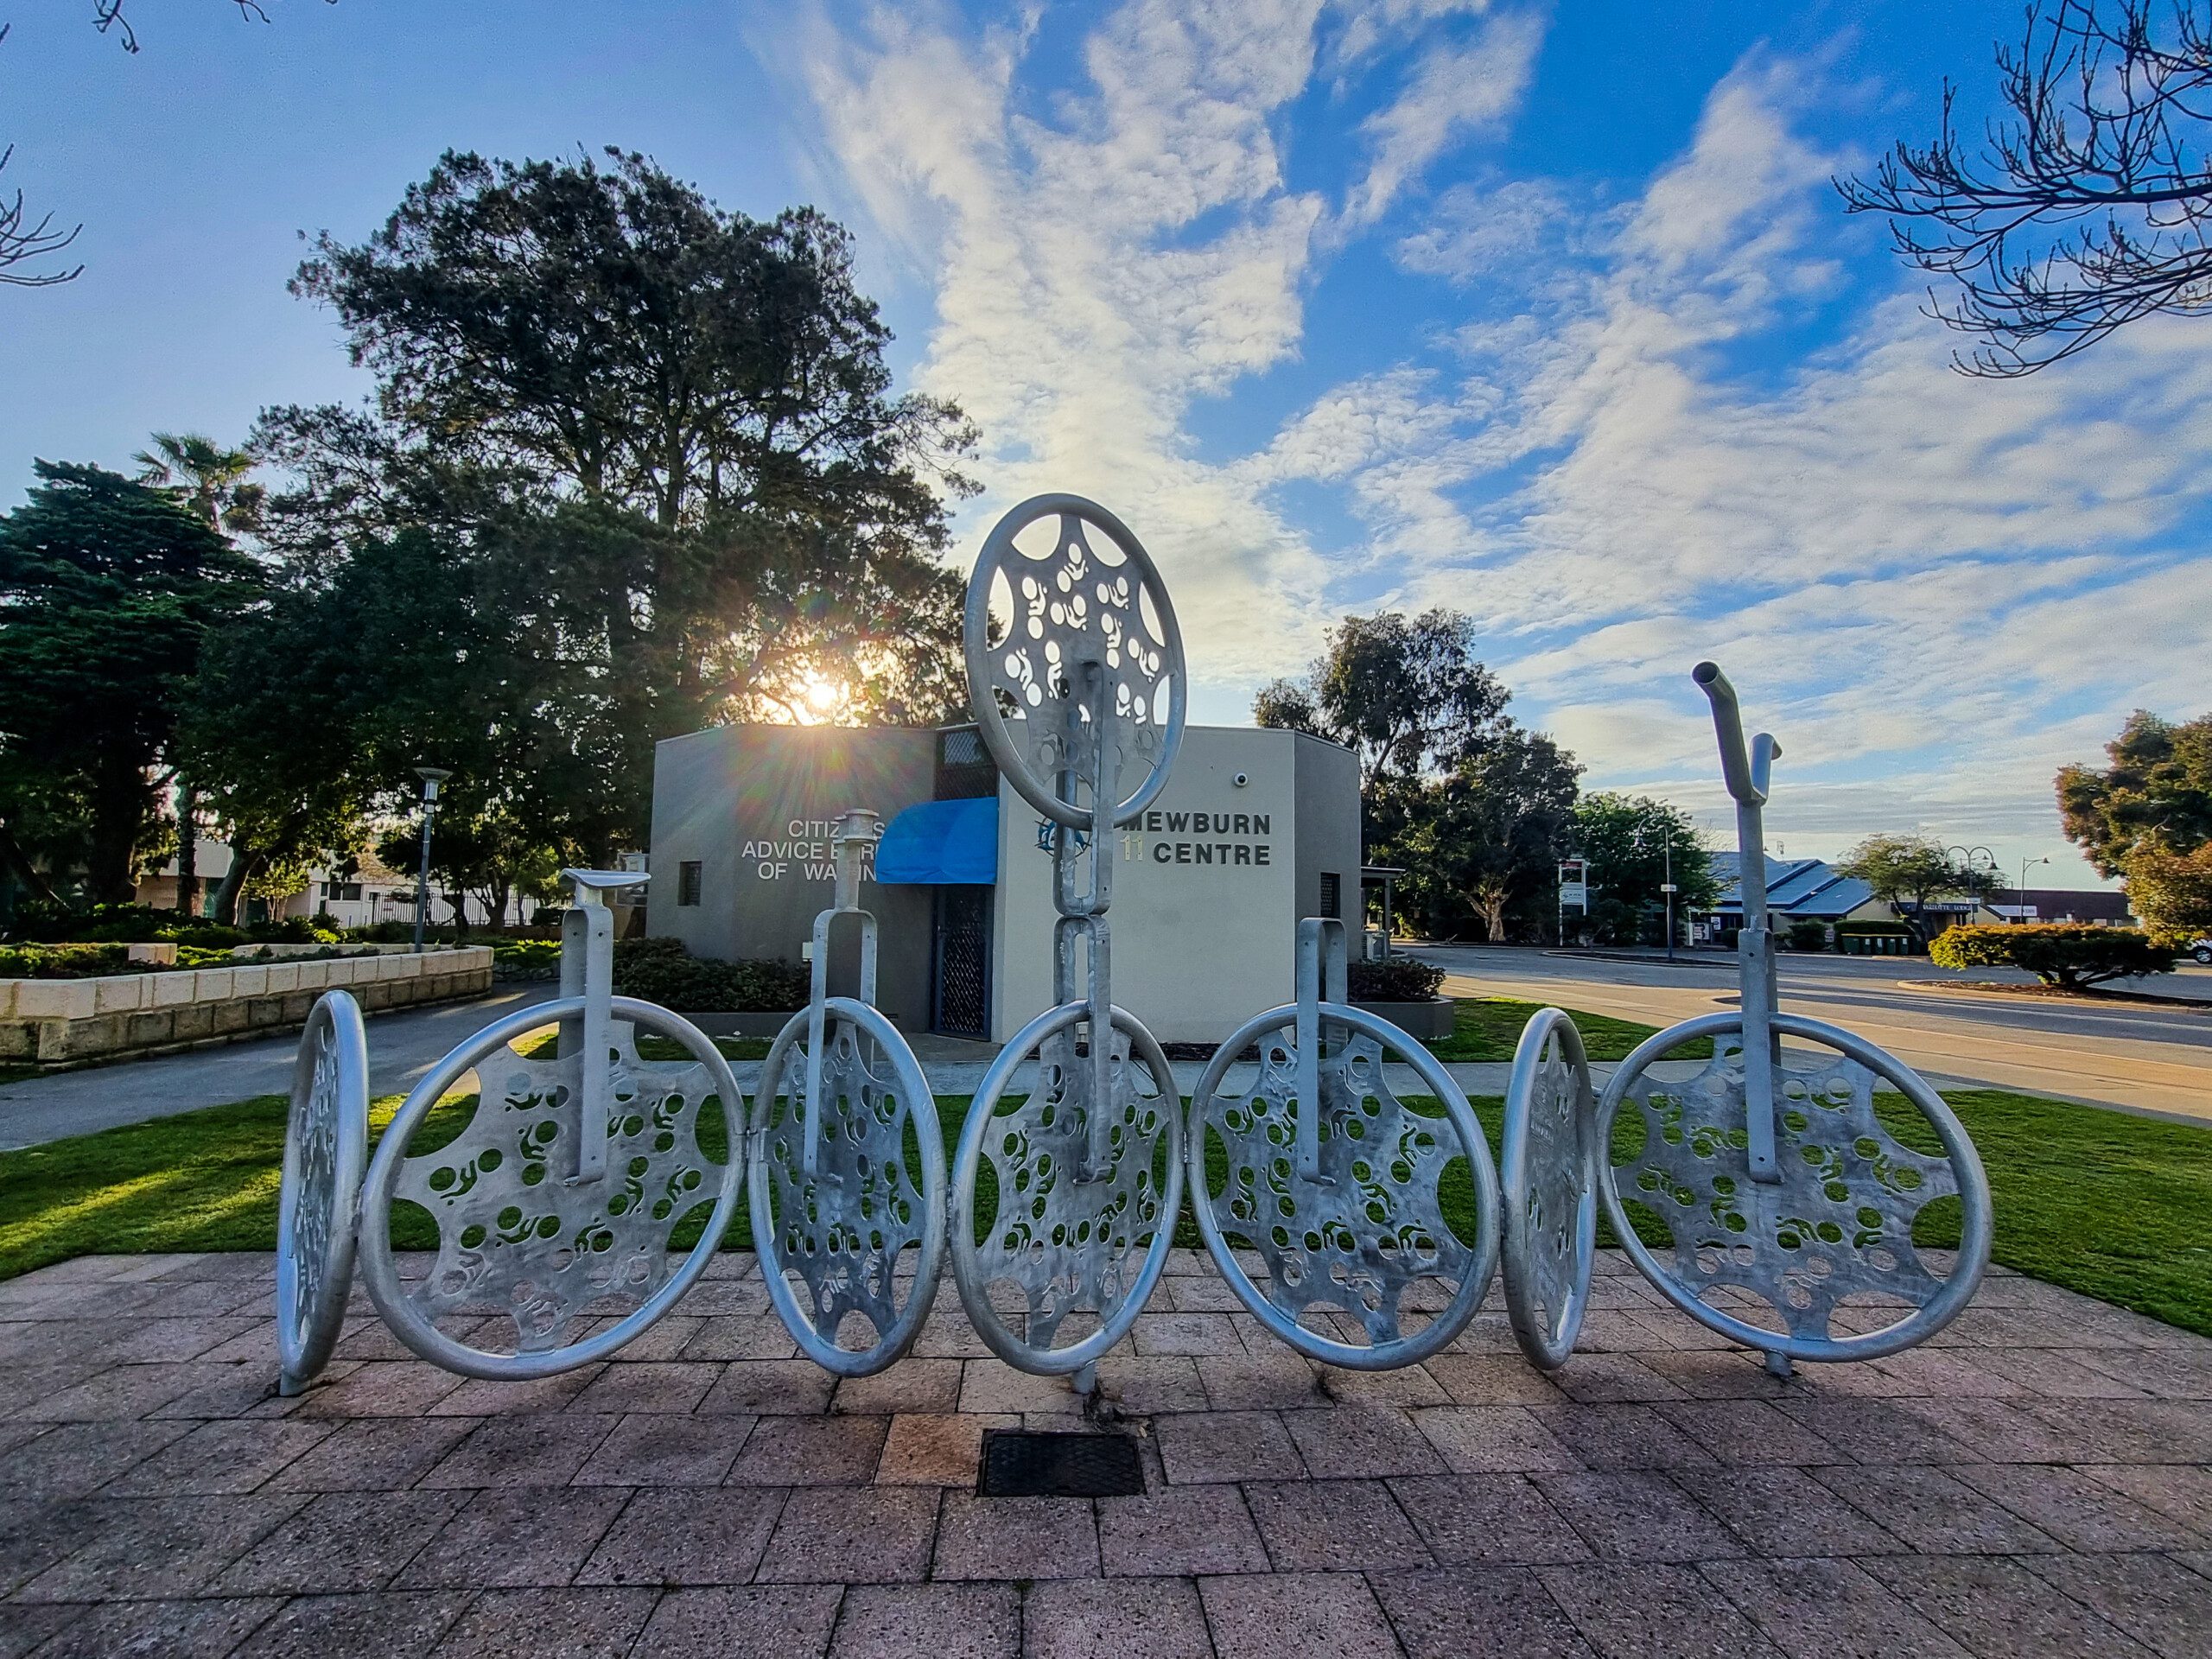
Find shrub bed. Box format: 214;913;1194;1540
610;938;809;1012
1929;924;2174;989
1348;955;1446;1001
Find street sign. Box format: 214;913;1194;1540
1557;859;1589;907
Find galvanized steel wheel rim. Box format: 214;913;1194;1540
1500;1008;1597;1372
357;995;746;1380
963;493;1186;830
1187;1003;1501;1370
950;1001;1184;1375
276;990;370;1394
751;998;946;1377
1595;1010;1993;1363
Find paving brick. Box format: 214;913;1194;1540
14;1491;308;1601
1094;1355;1210;1414
1316;1361;1452;1409
829;1357;964;1415
679;1313;802;1361
1387;1474;1591;1567
2025;1550;2212;1657
730;1414;888;1485
430;1370;605;1417
1526;1403;1716;1471
1243;1478;1430;1573
875;1411;1014;1485
829;1582;1019;1659
1195;1352;1323;1410
1098;1484;1268;1576
1669;1464;1903;1558
395;1484;630;1588
933;1491;1098;1579
1154;1410;1304;1484
2076;1462;2212;1535
575;1484;784;1586
101;1418;334;1496
632;1584;842;1659
289;1361;467;1419
1530;1472;1745;1564
427;1586;658;1656
1539;1561;1785;1658
755;1484;939;1583
1949;1463;2206;1553
958;1358;1085;1415
1131;1313;1243;1356
1369;1564;1593;1659
10;1360;215;1421
231;1591;474;1658
1552;1353;1688;1404
1021;1576;1211;1659
1408;1354;1564;1408
1201;1569;1404;1657
2017;1399;2212;1464
1768;1396;1985;1466
263;1416;480;1491
420;1414;620;1488
569;1361;720;1414
1866;1553;2159;1656
1700;1556;1974;1658
20;1596;281;1658
700;1360;837;1415
572;1411;754;1486
1281;1404;1446;1478
1804;1465;2062;1555
1413;1407;1582;1473
0;1419;193;1501
213;1488;463;1593
1894;1395;2089;1462
1651;1399;1839;1466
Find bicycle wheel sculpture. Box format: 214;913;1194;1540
276;989;370;1395
949;494;1186;1380
1189;918;1500;1370
1499;1007;1596;1372
355;870;747;1380
751;810;946;1376
1591;664;1993;1372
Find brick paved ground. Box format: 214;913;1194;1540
2;1249;2208;1656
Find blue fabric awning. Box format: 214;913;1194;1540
874;797;999;885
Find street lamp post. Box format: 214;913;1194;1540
413;767;453;954
1634;822;1680;961
2018;855;2050;924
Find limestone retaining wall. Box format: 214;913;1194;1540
0;947;494;1068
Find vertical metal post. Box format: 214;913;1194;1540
1293;918;1346;1184
800;810;880;1181
412;766;450;953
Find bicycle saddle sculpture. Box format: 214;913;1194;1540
1592;663;1993;1375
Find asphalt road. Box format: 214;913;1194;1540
0;983;560;1152
1413;943;2212;1124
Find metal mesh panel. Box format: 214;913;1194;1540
933;885;992;1038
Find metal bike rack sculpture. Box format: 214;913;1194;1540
750;810;946;1376
276;990;371;1395
1498;1007;1597;1371
345;869;747;1381
1591;663;1993;1375
948;494;1187;1384
1188;918;1502;1369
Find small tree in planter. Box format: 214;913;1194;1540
1929;924;2174;990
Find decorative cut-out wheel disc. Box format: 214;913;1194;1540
950;1001;1184;1376
277;990;371;1395
356;996;747;1380
1187;1003;1501;1370
963;493;1186;830
1595;1010;1993;1363
1500;1007;1597;1372
750;998;947;1377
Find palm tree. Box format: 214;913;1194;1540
133;431;265;532
133;431;264;915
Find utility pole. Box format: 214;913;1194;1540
413;766;453;952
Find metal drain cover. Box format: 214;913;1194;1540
978;1430;1145;1497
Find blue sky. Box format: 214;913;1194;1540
6;1;2206;884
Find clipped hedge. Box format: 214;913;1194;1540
1929;924;2173;989
1348;955;1446;1002
610;937;809;1012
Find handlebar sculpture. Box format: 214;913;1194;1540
749;810;946;1375
947;495;1188;1387
1188;918;1502;1369
1582;663;1993;1376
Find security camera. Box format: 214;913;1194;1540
1232;772;1249;787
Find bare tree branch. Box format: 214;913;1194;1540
1837;1;2212;374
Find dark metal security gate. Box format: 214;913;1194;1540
931;886;992;1039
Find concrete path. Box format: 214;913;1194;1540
0;1248;2205;1656
0;985;559;1152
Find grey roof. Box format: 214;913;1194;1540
1707;853;1878;919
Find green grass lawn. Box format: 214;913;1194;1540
1429;997;1712;1063
3;1056;2206;1338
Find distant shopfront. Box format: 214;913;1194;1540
646;722;1359;1045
